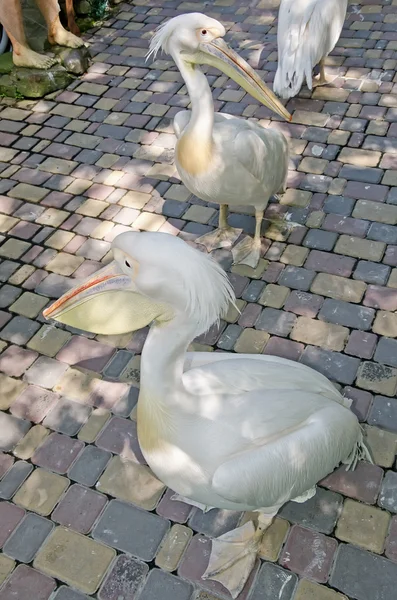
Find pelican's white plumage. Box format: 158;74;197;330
274;0;348;99
147;13;290;268
44;231;370;599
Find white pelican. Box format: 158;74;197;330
147;13;291;268
43;231;370;599
274;0;348;99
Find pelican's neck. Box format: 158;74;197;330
139;314;197;402
176;56;214;141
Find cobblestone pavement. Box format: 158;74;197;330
0;0;397;598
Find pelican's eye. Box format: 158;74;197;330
201;29;208;36
125;259;132;269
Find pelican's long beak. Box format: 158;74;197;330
196;38;291;122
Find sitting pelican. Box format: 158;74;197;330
274;0;348;99
147;13;291;268
43;231;370;599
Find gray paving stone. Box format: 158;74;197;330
0;460;33;500
378;471;397;513
339;165;383;184
103;350;135;380
319;299;375;331
98;555;148;600
43;398;91;436
368;396;397;433
301;346;360;385
137;569;193;600
24;356;68;389
374;338;397;368
278;266;316;291
303;229;338;251
0;261;19;283
330;543;397;600
0;316;40;345
188;508;240;538
323;195;356;216
353;261;391;286
0;412;31;451
0;285;22;308
248;562;297;600
242;280;266;302
3;513;54;563
217;324;243;350
112;386;138;417
256;308;297;337
68;446;111;487
35;273;75;298
53;587;89;600
92;499;170;561
279;487;343;534
368;223;397;245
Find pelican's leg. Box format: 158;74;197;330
195;205;243;252
203;513;275;599
313;59;336;88
231;209;263;268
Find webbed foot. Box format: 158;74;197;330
232;236;261;268
196;226;243;252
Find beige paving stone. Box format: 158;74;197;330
78;408;111;443
9;183;49;202
311;273;366;303
328;130;350;145
10;292;48;319
234;329;269;354
54;367;99;402
387;269;397;288
46;231;75;250
188;343;214;352
65;179;92;195
279;189;311;207
14;468;69;515
146;163;176;181
183;205;216;224
39;157;77;175
119;190;151;209
46;253;84;276
353;200;397;225
335;235;385;262
294;580;348;600
95;332;132;349
338;147;381;167
232;259;269;280
155;524;193;572
383;171;397;186
34;527;115;594
36;208;69;228
363;425;397;468
291;317;349;351
90;220;114;240
224;299;246;324
0;239;30;259
280;245;309;266
240;514;289;562
9;265;35;286
336;499;390;553
298;157;328;174
51;103;86;118
97;455;165;510
13;425;50;460
27;325;71;357
356;361;397;396
76;199;109;217
0;215;18;232
292;110;329;127
306;210;325;228
373;311;397;337
0;555;15;586
313;87;350;101
0;374;27;410
133;212;166;231
259;284;290;308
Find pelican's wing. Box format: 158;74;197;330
274;0;348;98
211;396;360;508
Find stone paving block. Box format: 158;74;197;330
259;284;289;308
0;345;37;378
378;471;397;514
0;555;15;587
13;425;49;460
3;513;53;563
234;329;269;353
0;502;25;548
97;455;164;509
291;316;348;351
27;325;71;357
137;569;193;600
363;425;397;469
311;273;366;303
0;315;40;345
32;432;84;474
279;487;343;534
335;235;385;262
9;292;48;319
255;307;296;337
57;336;115;372
294;580;347;600
247;562;297;600
155;524;192;572
279;525;337;583
34;527;115;595
52;484;107;534
336;499;390;553
98;555;148;600
68;444;111;486
77;408;110;443
0;564;56;600
321;459;383;505
189;508;240;539
319;299;375;331
354;260;391;286
11;386;60;423
24;356;68;389
0;453;14;479
278;266;316;291
372;311;397;338
368;395;397;433
92;499;169;561
53;367;98;403
53;588;89;600
0;460;32;500
0;412;31;451
356;361;397;396
96;415;143;461
374;337;397;368
330;543;397;600
0;374;27;410
14;468;69;516
300;346;360;385
156;488;192;525
43;397;92;435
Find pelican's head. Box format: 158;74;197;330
147;13;291;122
43;231;235;337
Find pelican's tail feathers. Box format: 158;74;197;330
343;427;373;471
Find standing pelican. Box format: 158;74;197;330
274;0;348;99
43;231;370;599
147;13;291;268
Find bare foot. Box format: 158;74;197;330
13;46;58;69
49;24;85;48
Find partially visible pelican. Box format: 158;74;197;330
274;0;348;99
43;231;370;599
147;13;291;268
